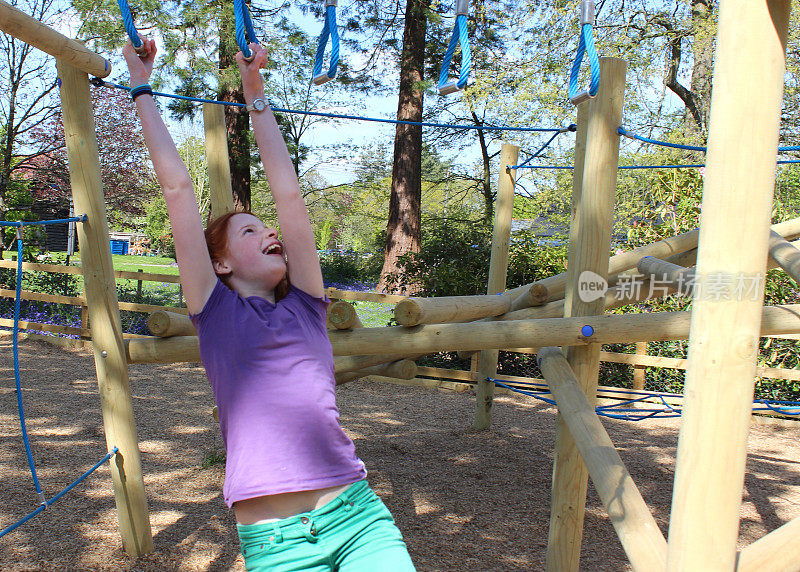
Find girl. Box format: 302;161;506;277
123;40;415;571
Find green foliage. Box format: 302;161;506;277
320;251;381;288
386;221;492;297
144;195;175;257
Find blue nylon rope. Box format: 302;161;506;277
0;448;118;538
11;234;42;496
618;126;800;154
233;0;259;59
438;13;471;93
512;160;800;170
95;79;563;132
312;4;339;82
568;23;600;103
116;0;143;49
485;378;799;421
513;130;569;170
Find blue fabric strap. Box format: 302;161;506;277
312;3;340;84
438;13;471;94
234;0;259;60
116;0;143;50
568;22;600;104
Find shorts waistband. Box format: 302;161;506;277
237;479;369;544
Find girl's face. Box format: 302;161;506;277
213;213;287;291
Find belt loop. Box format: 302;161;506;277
302;516;318;543
270;523;283;543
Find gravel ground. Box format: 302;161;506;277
1;339;799;571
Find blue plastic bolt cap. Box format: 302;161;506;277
581;325;594;337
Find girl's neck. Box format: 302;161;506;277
228;278;276;303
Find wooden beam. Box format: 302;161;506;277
127;304;800;363
334;352;423;374
326;300;362;330
147;310;195;337
57;61;152;556
768;230;800;284
666;2;792;570
0;0;111;77
203;103;234;220
736;515;800;572
335;359;417;386
394;294;511;326
475;143;518;430
548;58;626;572
325;288;406;304
503;216;800;306
539;347;667;571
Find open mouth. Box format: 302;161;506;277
263;243;283;256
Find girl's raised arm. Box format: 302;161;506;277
123;41;217;314
237;44;325;299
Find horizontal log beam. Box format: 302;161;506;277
327;305;800;356
394;294;511;326
325;288;405;304
147;310;195;337
504;217;800;306
327;301;362;330
335;359;417;386
538;347;668;570
0;0;111;77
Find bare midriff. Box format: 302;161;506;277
234;483;352;524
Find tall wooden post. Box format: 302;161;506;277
546;57;626;572
474;143;518;430
203;103;234;219
666;2;791;570
57;61;153;557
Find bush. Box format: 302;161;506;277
320;251;380;290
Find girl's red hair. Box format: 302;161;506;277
204;211;290;301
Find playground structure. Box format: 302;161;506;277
1;0;800;570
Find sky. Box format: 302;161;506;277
35;0;584;190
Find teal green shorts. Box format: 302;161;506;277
236;480;416;571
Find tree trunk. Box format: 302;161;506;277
218;2;251;212
376;0;429;294
470;109;493;223
689;0;714;141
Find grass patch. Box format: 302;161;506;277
201;449;226;469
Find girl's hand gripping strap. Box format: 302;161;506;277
116;0;147;55
234;0;260;62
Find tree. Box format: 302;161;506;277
22;86;155;228
0;0;61;226
375;0;431;293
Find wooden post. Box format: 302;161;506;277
203;103;234;219
0;0;111;77
57;61;153;556
474;143;518;430
135;269;143;303
538;347;667;570
632;341;647;391
547;57;626;572
667;2;791;570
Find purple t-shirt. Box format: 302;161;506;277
190;279;366;507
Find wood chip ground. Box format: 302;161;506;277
1;340;798;571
